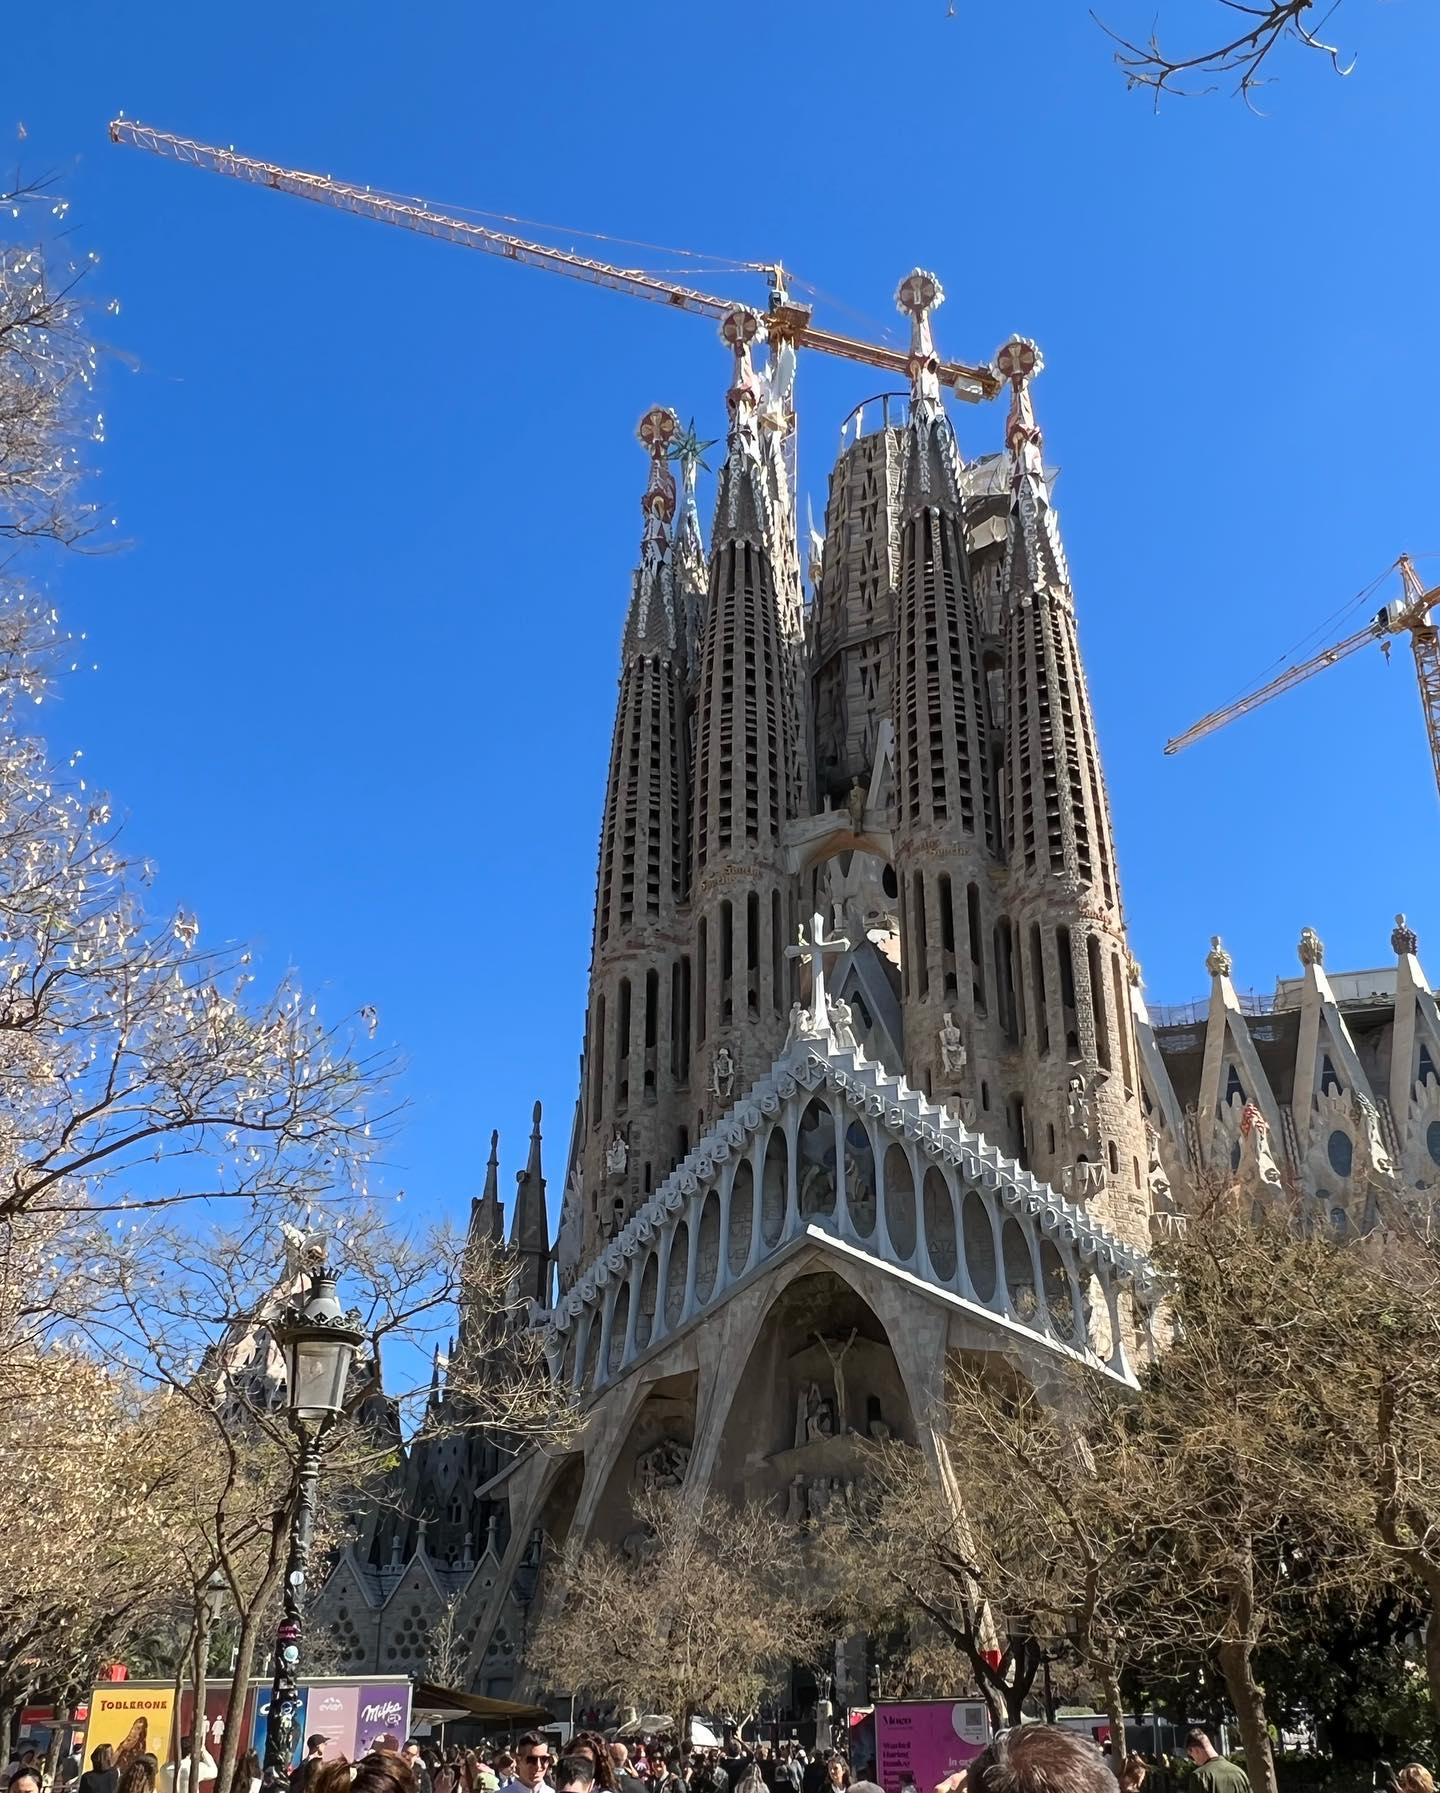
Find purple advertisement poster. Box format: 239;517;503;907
355;1685;410;1756
306;1687;359;1762
874;1703;987;1793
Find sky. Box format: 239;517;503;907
7;0;1440;1251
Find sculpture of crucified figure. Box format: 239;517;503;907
813;1327;858;1434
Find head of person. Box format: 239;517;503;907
515;1738;552;1788
556;1763;596;1793
324;1761;409;1793
967;1728;1116;1793
240;1753;262;1784
495;1761;515;1784
1184;1735;1217;1768
308;1739;328;1760
89;1750;114;1776
1117;1763;1146;1793
827;1766;846;1789
116;1764;152;1793
9;1775;41;1793
1397;1774;1434;1793
608;1749;630;1778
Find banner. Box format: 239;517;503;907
355;1685;410;1756
251;1688;310;1772
873;1702;988;1793
306;1688;359;1763
83;1688;176;1776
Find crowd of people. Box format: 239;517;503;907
5;1725;1434;1793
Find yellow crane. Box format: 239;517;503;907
107;117;1002;402
1165;553;1440;797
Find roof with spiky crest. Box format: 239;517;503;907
620;405;681;660
895;269;965;512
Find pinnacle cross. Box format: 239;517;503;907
636;405;679;553
786;909;853;1032
895;269;944;408
996;335;1046;474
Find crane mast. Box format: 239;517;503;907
108;118;1002;401
1165;553;1440;802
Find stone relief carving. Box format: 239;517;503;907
828;998;859;1053
634;1436;691;1494
709;1044;737;1101
938;1012;966;1077
606;1130;628;1180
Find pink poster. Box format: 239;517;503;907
874;1702;988;1793
306;1686;358;1761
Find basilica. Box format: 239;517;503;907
310;272;1440;1702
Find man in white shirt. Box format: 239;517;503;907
498;1735;554;1793
158;1739;218;1793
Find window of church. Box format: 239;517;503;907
1320;1056;1342;1097
1224;1062;1245;1104
1030;924;1050;1055
1420;1044;1438;1086
1087;935;1111;1072
1327;1130;1354;1179
1108;1140;1119;1176
967;884;986;1014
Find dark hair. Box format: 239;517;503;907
557;1763;596;1793
324;1760;414;1793
1184;1735;1212;1754
308;1738;329;1754
570;1738;617;1793
92;1750;116;1774
8;1775;41;1793
969;1728;1116;1793
117;1764;153;1793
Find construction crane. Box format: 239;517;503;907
1165;553;1440;798
107;118;1003;402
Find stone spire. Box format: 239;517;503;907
509;1100;551;1305
468;1128;505;1249
672;419;710;681
998;337;1147;1245
580;410;694;1252
889;270;1007;1134
689;311;800;1130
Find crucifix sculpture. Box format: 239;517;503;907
786;909;853;1036
813;1327;858;1434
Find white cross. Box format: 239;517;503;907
786;909;853;1033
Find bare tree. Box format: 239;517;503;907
528;1489;825;1741
1096;1;1358;104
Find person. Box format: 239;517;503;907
499;1739;553;1793
473;1757;499;1793
294;1740;330;1793
1396;1774;1433;1793
565;1744;615;1793
317;1760;413;1793
79;1749;119;1793
401;1747;433;1793
608;1748;645;1793
556;1764;596;1793
9;1771;42;1793
1116;1763;1146;1793
825;1766;849;1793
800;1757;830;1793
1183;1734;1250;1793
58;1751;82;1792
718;1749;752;1793
158;1739;216;1793
238;1753;262;1793
961;1728;1116;1793
137;1760;159;1793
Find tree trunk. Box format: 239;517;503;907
1215;1641;1275;1793
189;1609;211;1793
215;1554;284;1793
169;1630;193;1777
0;1703;15;1767
1100;1668;1128;1772
1424;1577;1440;1724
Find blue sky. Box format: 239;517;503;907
9;0;1439;1246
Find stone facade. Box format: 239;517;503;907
313;270;1439;1701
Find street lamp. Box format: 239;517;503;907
263;1266;363;1788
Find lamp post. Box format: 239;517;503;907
263;1266;363;1788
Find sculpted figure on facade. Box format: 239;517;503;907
786;1001;816;1045
847;776;867;835
938;1012;966;1077
606;1130;628;1180
710;1044;737;1101
1066;1075;1092;1138
634;1436;691;1495
829;998;859;1053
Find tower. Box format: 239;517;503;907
888;273;1013;1146
580;408;693;1247
689;311;801;1131
997;338;1149;1244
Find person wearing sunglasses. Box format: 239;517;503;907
500;1739;554;1793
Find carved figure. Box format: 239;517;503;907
813;1328;858;1433
938;1011;966;1076
1298;926;1325;969
786;1000;816;1045
844;1143;875;1233
635;1436;691;1494
710;1044;736;1101
606;1130;628;1180
786;1473;806;1525
829;997;859;1052
847;777;867;835
1239;1101;1266;1138
1066;1075;1091;1136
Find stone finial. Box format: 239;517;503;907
636;405;679;526
1298;926;1325;969
1392;912;1419;956
896;269;944;406
1205;934;1232;978
996;336;1045;460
